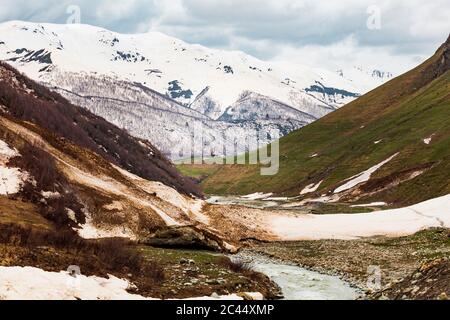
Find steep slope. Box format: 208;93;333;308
196;34;450;207
0;62;279;251
0;21;391;158
0;62;200;198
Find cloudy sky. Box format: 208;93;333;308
1;0;449;75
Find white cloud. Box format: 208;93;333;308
272;35;428;75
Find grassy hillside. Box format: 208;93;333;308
186;35;450;207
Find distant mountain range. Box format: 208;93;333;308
0;21;392;158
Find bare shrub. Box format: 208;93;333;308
9;143;85;226
0;223;164;281
217;256;252;273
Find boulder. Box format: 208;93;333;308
141;225;238;253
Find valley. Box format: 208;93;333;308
0;21;448;301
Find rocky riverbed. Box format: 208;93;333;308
250;228;450;299
235;251;361;300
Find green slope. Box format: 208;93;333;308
188;35;450;207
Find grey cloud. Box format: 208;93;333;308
0;0;448;73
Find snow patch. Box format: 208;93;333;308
269;194;450;240
77;210;136;240
300;180;323;195
264;197;289;201
334;153;399;194
0;266;151;300
350;202;387;208
0;139;27;195
0;266;259;300
66;208;77;222
0;139;19;159
41;190;60;199
0;167;26;195
423;134;434;145
241;192;273;200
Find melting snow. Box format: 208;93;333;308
0;139;19;159
350;202;387;208
269;194;450;240
41;190;60;199
241;192;273;200
0;266;151;300
0;266;258;300
77;210;137;240
423;134;434;145
300;180;323;195
0;139;27;195
334;153;399;193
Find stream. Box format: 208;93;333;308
234;251;361;300
208;195;361;299
206;195;289;209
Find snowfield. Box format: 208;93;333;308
269;194;450;240
0;266;259;300
0;266;151;300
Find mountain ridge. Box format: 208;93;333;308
0;21;392;158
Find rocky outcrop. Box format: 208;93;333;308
372;257;450;300
141;225;238;253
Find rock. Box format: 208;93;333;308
206;279;219;285
237;292;264;300
438;292;448;300
142;225;237;252
210;292;220;299
180;258;195;265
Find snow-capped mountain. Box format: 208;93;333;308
335;66;393;93
0;21;391;158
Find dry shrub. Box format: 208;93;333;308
217;256;252;273
0;223;163;281
9;143;85;226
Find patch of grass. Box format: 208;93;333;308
0;196;54;230
176;164;221;180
